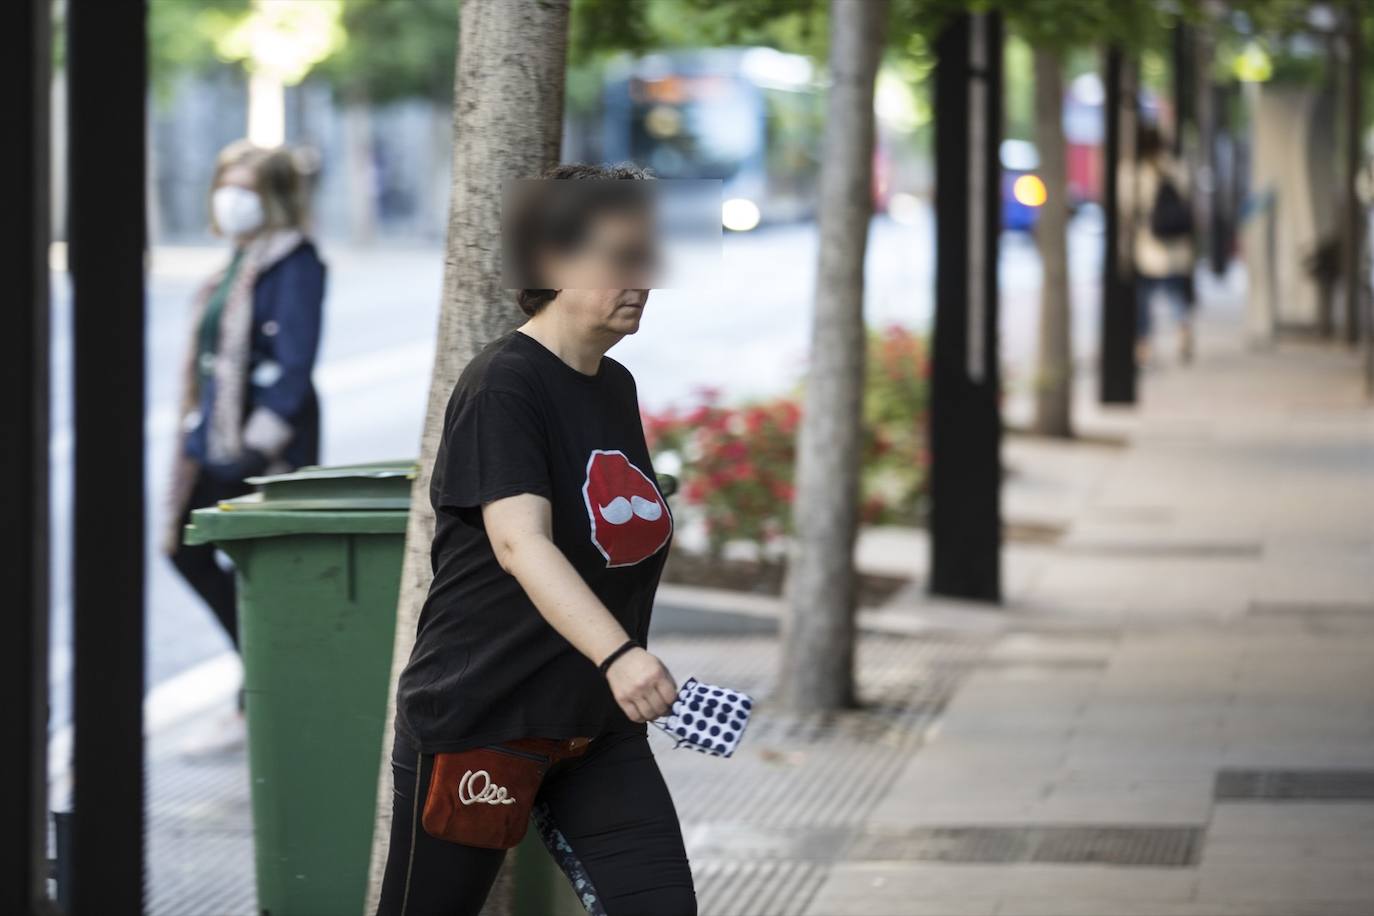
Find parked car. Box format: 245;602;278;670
1001;139;1045;233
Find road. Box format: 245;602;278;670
45;205;1106;734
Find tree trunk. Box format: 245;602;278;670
777;0;887;712
362;2;570;914
928;11;1004;602
1031;47;1072;437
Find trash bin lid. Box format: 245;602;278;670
183;459;417;545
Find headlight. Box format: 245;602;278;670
1012;174;1047;208
722;198;761;232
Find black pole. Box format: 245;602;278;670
68;2;147;914
0;1;55;912
928;10;1002;603
1100;45;1137;404
1172;23;1189;158
1344;0;1364;349
1209;82;1232;277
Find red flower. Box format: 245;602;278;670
692;384;723;404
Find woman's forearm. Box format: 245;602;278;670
501;533;632;668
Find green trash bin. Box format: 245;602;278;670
185;460;411;916
183;459;588;916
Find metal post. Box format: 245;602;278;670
1344;0;1365;349
0;0;57;910
1172;23;1189;158
1210;82;1233;276
929;10;1003;602
1100;45;1138;404
68;2;147;913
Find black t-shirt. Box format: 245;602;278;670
395;328;675;754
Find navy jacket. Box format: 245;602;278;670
184;240;326;471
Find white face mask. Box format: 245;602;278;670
212;185;265;238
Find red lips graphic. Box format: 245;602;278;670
582;449;673;567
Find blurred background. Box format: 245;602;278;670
19;1;1374;914
45;0;1213;723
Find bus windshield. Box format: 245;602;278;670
627;75;761;180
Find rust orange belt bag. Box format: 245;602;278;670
421;736;594;849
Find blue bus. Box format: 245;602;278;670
600;47;825;230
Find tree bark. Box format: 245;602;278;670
1031;47;1073;437
777;0;888;712
362;2;570;913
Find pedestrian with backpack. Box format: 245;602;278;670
1131;123;1196;366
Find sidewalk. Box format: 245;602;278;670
119;270;1374;915
794;277;1374;915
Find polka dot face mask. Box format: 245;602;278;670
651;677;753;757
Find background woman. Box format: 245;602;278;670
1132;123;1196;366
162;140;327;708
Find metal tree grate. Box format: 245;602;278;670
650;627;994;916
846;825;1205;867
144;724;257;916
1060;539;1263;558
1215;769;1374;801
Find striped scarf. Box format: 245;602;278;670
160;228;304;555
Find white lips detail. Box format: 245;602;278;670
597;494;663;525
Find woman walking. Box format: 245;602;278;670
1131;123;1196;366
162;140;326;704
376;164;696;916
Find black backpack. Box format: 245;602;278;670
1149;171;1192;239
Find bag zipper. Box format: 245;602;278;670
483;743;552;764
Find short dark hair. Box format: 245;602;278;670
512;162;654;317
1136;122;1166;161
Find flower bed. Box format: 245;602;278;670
643;323;930;597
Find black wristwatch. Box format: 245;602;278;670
597;638;640;677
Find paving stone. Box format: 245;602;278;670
997;899;1374;916
1195;863;1374;903
810;862;1197;908
1207;802;1374;840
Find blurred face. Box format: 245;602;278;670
540;209;656;336
212;163;265;241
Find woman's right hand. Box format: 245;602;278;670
605;648;678;723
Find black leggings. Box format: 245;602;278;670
169;469;253;652
376;726;697;916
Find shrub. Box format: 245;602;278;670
642;323;930;560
